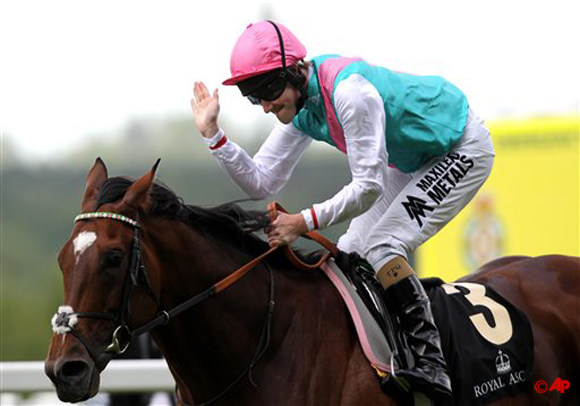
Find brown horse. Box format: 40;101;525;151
45;159;579;405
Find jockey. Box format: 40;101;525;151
192;20;495;401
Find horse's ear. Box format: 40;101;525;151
81;157;108;212
121;159;161;213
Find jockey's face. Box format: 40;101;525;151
260;84;301;124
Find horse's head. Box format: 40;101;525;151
45;158;161;403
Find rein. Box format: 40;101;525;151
132;245;280;337
132;201;339;337
52;203;338;403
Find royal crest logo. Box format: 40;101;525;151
401;195;434;227
495;350;511;374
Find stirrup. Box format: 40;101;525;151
380;370;414;405
381;371;412;393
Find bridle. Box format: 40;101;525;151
51;205;337;404
51;212;162;365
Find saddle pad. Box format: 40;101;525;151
319;261;534;406
320;259;393;374
426;280;534;405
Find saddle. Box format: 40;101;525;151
330;252;411;374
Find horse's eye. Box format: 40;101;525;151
104;250;124;268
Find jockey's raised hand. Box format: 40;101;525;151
191;81;220;139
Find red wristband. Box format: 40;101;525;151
209;136;228;150
310;207;319;229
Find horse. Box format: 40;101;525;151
45;158;580;405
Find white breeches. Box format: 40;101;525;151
337;109;495;273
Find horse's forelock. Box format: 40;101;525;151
96;177;133;207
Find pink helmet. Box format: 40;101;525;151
222;21;307;86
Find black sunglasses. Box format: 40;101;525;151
246;73;288;105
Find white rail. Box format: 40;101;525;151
0;360;175;393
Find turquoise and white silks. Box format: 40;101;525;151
205;57;494;271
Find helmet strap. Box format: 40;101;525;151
291;62;308;112
267;21;307;113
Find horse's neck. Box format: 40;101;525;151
143;220;285;389
144;218;364;403
144;219;218;288
146;219;273;302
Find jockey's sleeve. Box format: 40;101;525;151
204;122;312;200
301;74;387;230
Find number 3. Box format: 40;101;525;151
442;282;513;345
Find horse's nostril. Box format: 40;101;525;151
60;361;89;379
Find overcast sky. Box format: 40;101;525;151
1;0;578;163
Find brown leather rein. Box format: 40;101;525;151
216;202;339;292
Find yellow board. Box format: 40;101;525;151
417;115;579;281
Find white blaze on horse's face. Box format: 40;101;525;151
73;231;97;264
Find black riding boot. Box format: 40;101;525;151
381;274;452;401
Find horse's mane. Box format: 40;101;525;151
96;177;321;263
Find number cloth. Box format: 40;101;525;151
426;279;534;405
